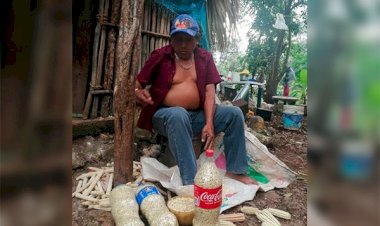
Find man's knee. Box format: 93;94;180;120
226;106;244;120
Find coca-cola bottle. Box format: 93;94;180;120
193;149;223;226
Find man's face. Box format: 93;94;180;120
171;33;197;60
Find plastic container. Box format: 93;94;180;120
110;185;144;226
283;113;303;130
193;149;223;226
136;183;178;226
339;140;375;181
167;196;195;226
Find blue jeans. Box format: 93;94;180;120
152;105;248;185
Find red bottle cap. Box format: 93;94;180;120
206;149;214;157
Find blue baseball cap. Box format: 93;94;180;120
170;14;199;37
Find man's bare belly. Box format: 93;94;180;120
163;81;200;109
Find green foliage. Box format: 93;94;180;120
290;42;307;73
242;0;307;100
290;68;307;104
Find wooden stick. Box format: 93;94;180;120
155;7;161;49
82;91;93;119
164;10;170;38
145;3;151;59
83;0;105;119
151;2;156;33
160;8;165;34
91;0;110;118
159;9;165;48
100;0;121;117
142;2;147;31
145;0;150;32
141;35;147;64
150;2;156;52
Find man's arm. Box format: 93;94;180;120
202;84;216;150
134;49;163;106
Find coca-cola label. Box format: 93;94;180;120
194;184;222;209
136;185;160;206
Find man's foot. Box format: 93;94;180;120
225;172;258;185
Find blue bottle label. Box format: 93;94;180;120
136;185;160;206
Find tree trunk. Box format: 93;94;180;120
280;7;293;78
113;0;144;187
265;29;286;103
265;0;292;103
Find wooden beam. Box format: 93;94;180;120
141;30;170;39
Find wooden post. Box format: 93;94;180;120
155;7;161;49
149;3;156;54
83;0;105;119
91;0;110;118
100;0;122;117
159;8;165;47
113;0;144;187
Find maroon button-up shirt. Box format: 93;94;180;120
136;45;222;131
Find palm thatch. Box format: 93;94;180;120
206;0;240;51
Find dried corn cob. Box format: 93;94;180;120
240;206;259;215
256;210;280;226
261;222;276;226
219;213;246;222
262;209;281;226
267;208;291;220
219;220;237;226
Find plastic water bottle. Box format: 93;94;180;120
136;183;178;226
193;149;223;226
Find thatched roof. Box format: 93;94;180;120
206;0;240;51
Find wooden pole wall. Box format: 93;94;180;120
81;0;173;119
139;1;173;69
100;0;122;117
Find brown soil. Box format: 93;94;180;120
72;115;307;225
231;115;307;226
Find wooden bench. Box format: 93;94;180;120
272;96;298;105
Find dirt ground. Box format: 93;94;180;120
72;115;307;226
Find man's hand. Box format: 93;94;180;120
201;123;214;150
135;88;154;106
